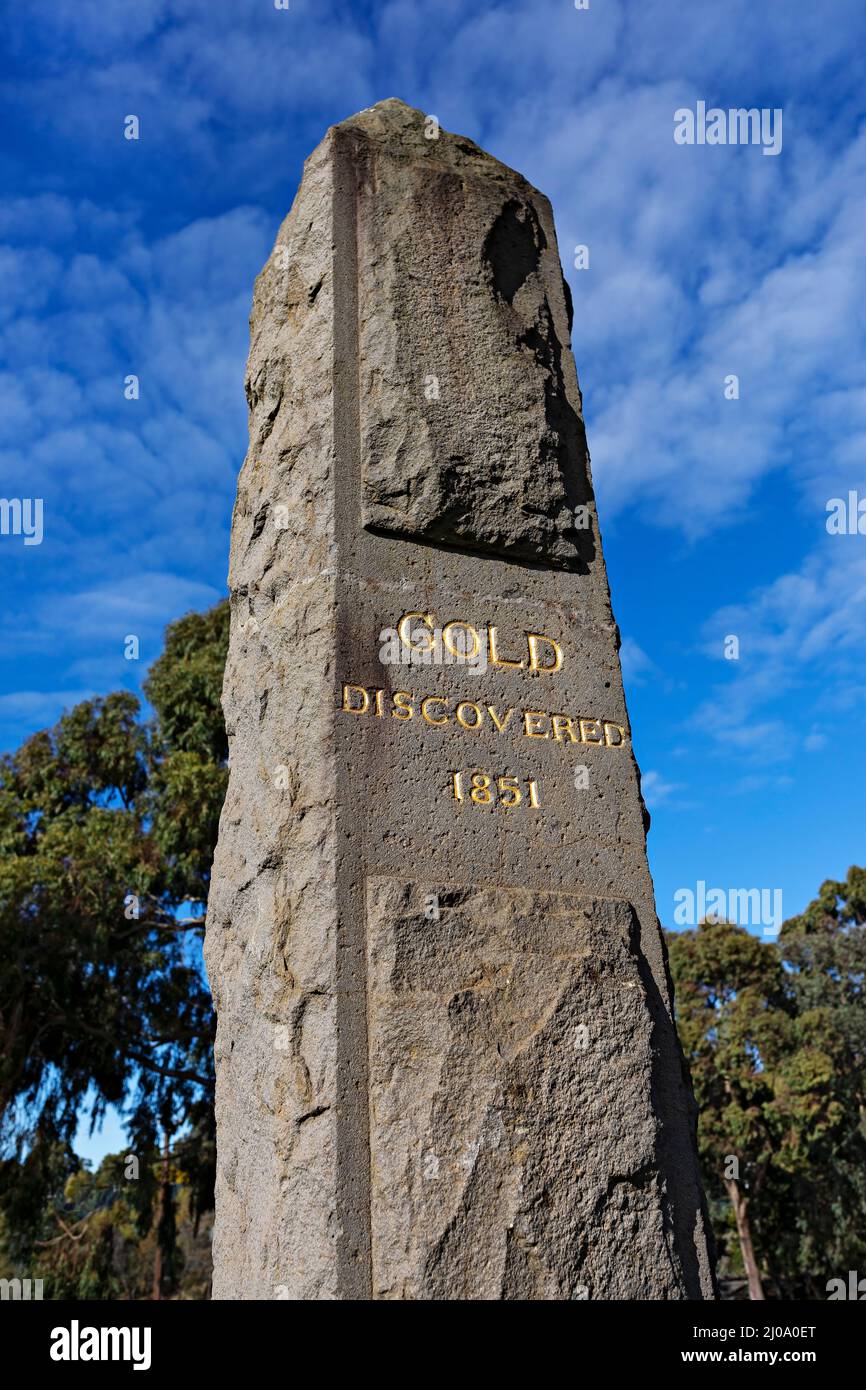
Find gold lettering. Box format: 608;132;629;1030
579;718;603;744
341;684;370;714
486;704;515;733
456;701;483;730
603;721;626;747
488;625;524;670
527;632;563;673
397;611;435;654
523;710;549;739
421;696;450;726
442;620;481;661
391;691;415;721
470;772;493;803
551;714;579;744
374;689;385;717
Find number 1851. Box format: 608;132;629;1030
450;770;541;810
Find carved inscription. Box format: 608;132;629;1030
339;609;628;813
450;770;542;810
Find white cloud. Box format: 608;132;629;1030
3;0;865;776
696;539;866;763
620;636;657;685
0;689;96;721
640;769;682;806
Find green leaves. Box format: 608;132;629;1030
668;892;866;1298
144;602;229;765
0;599;228;1298
147;751;228;904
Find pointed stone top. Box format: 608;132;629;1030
327;97;536;194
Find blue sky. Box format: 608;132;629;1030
2;0;865;983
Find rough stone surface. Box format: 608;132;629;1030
368;881;691;1300
354;103;591;567
205;98;716;1301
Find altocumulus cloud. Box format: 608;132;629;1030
1;0;864;928
694;542;866;766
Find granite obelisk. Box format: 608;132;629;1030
205;99;715;1300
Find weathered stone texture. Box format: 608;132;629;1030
353;103;592;567
205;99;715;1301
367;881;690;1300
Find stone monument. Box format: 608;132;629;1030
205;99;715;1300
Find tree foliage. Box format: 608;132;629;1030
0;1146;213;1301
0;600;228;1296
668;882;866;1299
2;590;863;1301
